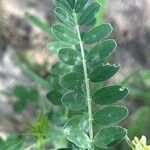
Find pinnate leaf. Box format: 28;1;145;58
59;72;84;90
83;23;113;44
94;126;127;149
94;105;128;125
92;85;128;105
58;48;81;65
87;39;117;64
78;2;100;25
90;64;120;82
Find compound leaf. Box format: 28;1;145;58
90;64;120;82
94;126;127;149
93;85;128;105
58;48;81;65
59;72;84;90
94;105;128;125
83;23;113;44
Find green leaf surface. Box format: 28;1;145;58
90;64;120;82
93;85;128;105
63;115;90;149
55;0;72;14
128;107;150;139
83;23;113;44
78;2;100;25
58;48;81;65
13;86;39;112
94;126;127;149
61;89;86;111
58;148;73;150
48;41;72;54
59;72;84;90
87;39;117;64
75;0;88;13
67;0;75;9
20;64;51;89
0;136;23;150
55;7;75;28
50;62;70;76
46;90;62;105
94;105;128;125
26;13;52;37
52;24;78;45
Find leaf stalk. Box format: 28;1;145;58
73;11;94;150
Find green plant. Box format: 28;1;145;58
50;0;129;149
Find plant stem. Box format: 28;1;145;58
73;12;94;150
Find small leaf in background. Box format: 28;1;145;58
50;62;70;76
1;136;24;150
63;115;90;149
46;89;62;105
78;2;101;25
67;0;75;9
52;24;78;45
58;48;81;65
55;7;75;29
96;0;107;24
13;86;39;112
48;41;72;54
26;13;52;37
61;89;87;111
83;23;113;44
14;86;28;100
90;64;120;82
13;99;28;112
55;0;72;14
28;88;39;102
128;107;150;139
94;105;128;125
75;0;88;13
20;64;51;90
94;126;127;149
93;85;128;105
87;39;117;64
59;72;84;90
